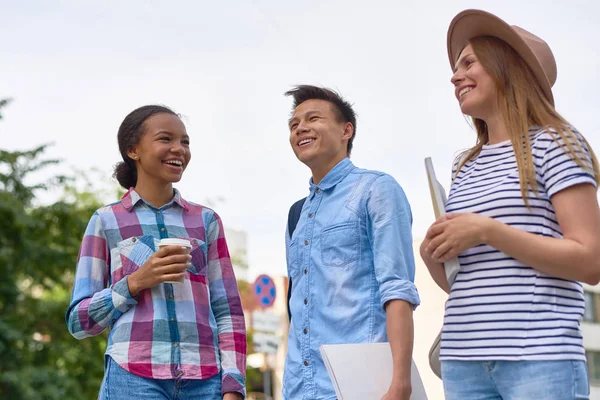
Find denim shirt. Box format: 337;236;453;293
283;158;420;400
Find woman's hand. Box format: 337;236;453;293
420;236;451;293
425;213;494;262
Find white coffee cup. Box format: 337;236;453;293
158;238;192;284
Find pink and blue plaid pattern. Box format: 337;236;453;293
66;188;246;396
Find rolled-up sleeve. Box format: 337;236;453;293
366;174;420;309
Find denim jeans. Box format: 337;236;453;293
442;360;590;400
98;357;222;400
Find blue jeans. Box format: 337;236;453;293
98;357;222;400
442;360;590;400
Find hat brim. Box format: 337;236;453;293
447;9;554;104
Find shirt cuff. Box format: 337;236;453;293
112;276;138;313
547;174;597;198
222;371;246;398
379;279;421;310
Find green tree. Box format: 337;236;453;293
0;99;107;399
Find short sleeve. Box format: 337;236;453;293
537;130;597;197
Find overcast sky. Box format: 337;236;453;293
2;0;599;280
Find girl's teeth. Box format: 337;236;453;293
460;87;473;97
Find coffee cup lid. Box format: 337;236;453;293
158;238;192;247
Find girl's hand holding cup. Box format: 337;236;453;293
128;238;192;296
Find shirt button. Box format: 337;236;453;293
173;342;179;347
131;237;137;243
177;370;183;377
303;328;308;334
316;189;321;194
308;213;313;218
161;228;165;232
304;360;309;366
170;318;175;322
304;239;309;245
304;269;307;275
168;294;174;299
156;210;161;214
304;298;308;305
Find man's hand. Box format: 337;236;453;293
223;392;243;400
381;378;411;399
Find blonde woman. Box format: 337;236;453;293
421;9;600;399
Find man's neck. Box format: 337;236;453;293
310;155;347;185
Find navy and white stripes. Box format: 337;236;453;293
440;127;596;361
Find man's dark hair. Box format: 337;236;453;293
284;85;357;156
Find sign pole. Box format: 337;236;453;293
251;274;278;400
263;352;272;400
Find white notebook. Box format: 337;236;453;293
424;157;460;285
320;343;428;400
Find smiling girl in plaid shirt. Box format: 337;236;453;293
66;105;246;400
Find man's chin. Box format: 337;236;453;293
297;153;318;168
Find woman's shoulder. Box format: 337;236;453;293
180;200;227;228
530;125;587;154
94;199;128;215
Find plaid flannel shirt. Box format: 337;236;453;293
66;188;246;396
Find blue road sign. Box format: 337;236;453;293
253;274;276;308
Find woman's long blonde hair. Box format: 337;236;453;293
456;36;599;205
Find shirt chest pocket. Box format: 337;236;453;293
184;237;208;278
320;221;359;267
113;235;158;282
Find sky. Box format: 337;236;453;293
2;0;599;280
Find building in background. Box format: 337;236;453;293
225;226;287;400
269;276;289;400
583;283;600;398
244;275;289;400
225;227;249;282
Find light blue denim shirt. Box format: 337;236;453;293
283;158;420;400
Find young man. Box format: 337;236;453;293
283;85;420;400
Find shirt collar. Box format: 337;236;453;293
308;158;355;195
121;187;190;212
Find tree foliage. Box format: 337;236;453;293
0;99;107;399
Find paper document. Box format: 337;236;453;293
320;343;428;400
424;157;460;285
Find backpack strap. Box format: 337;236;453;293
286;197;306;322
288;198;306;239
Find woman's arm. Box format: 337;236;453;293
426;184;600;285
419;238;451;294
66;212;137;339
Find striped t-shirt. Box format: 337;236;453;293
440;127;596;361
